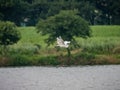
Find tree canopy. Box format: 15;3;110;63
0;21;21;46
0;0;120;25
36;10;91;47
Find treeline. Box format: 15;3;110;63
0;0;120;26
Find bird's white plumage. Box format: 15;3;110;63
56;36;70;48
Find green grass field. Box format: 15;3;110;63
77;26;120;53
0;25;120;66
13;25;120;54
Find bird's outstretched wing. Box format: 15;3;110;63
57;36;64;45
56;36;70;48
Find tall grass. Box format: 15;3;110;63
7;26;119;54
77;25;120;53
17;27;48;48
92;25;120;37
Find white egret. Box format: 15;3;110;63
56;36;70;48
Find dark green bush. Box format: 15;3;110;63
0;21;21;45
38;56;60;66
0;21;21;55
8;54;31;66
73;52;96;65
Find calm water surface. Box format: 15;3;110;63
0;65;120;90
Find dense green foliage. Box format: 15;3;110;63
36;10;91;47
0;0;120;25
0;21;21;45
0;21;21;54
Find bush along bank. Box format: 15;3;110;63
0;52;120;67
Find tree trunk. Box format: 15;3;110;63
66;48;71;65
67;48;71;57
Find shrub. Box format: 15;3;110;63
0;21;21;55
38;56;59;66
8;54;31;66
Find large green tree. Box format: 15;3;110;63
36;10;91;56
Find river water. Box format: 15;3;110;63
0;65;120;90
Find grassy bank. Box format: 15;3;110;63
0;25;120;66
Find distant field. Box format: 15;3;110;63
77;25;120;53
16;27;48;48
92;25;120;37
13;26;120;54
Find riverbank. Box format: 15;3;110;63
0;52;120;67
0;26;120;67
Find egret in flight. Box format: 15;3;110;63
56;36;70;48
